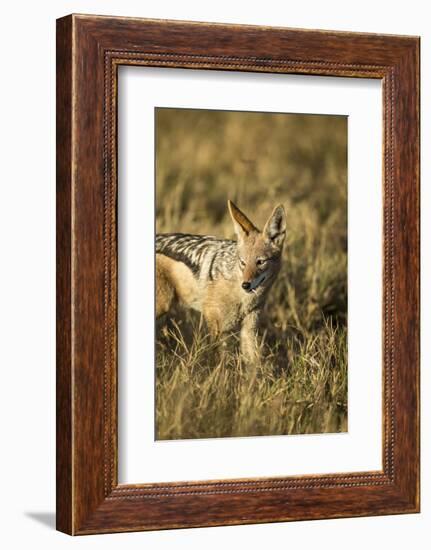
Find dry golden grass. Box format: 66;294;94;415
155;108;347;440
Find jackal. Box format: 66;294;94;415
156;200;286;362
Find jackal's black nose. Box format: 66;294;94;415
242;281;251;290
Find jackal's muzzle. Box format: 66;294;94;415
242;272;267;293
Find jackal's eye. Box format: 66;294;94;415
239;258;246;268
256;258;267;267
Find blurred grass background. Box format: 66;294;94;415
155;107;347;440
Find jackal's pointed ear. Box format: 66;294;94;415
263;204;287;249
228;200;258;240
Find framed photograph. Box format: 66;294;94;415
56;14;420;535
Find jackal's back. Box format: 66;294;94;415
156;233;237;280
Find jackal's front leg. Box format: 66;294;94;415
240;311;261;364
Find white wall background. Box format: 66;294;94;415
0;1;427;548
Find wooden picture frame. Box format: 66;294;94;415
56;14;420;535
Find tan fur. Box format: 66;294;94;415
155;254;198;317
202;278;244;335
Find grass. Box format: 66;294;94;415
155;108;348;440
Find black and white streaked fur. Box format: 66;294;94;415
156;234;238;281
